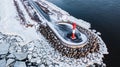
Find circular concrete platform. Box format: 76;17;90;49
55;23;88;48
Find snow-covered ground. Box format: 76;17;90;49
0;0;108;67
0;0;39;44
0;31;106;67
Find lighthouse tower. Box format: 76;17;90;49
72;22;76;39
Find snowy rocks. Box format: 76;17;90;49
96;32;101;35
39;64;45;67
0;32;6;39
0;25;108;67
0;31;104;67
8;35;23;43
27;54;32;60
26;42;35;51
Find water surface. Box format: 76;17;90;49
47;0;120;66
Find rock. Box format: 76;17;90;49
26;62;32;66
46;59;52;65
30;58;37;63
96;32;101;35
0;58;6;67
16;46;22;52
33;53;38;57
22;45;28;52
0;40;10;54
88;65;96;67
27;42;35;51
35;57;41;64
28;54;32;60
9;35;23;43
92;29;96;33
6;59;15;66
39;64;45;67
54;64;59;67
14;61;26;67
49;64;54;67
14;52;28;60
36;59;41;64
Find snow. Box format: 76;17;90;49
29;0;88;46
0;0;108;67
0;0;40;44
7;54;15;58
14;52;28;60
0;59;6;67
0;38;10;54
17;0;36;25
14;61;26;67
6;59;15;66
39;64;45;67
29;0;48;24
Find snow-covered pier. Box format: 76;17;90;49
30;0;107;59
39;21;99;58
0;0;108;67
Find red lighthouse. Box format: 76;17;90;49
72;22;76;39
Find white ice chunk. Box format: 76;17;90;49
14;52;28;60
7;54;15;58
14;61;26;67
39;64;45;67
0;40;10;54
6;59;15;66
0;59;6;67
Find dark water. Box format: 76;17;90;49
47;0;120;67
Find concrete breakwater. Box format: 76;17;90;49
39;21;100;59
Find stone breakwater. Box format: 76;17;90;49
39;21;100;59
0;32;106;67
0;0;108;66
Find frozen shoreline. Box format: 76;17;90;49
0;0;108;67
0;31;107;67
